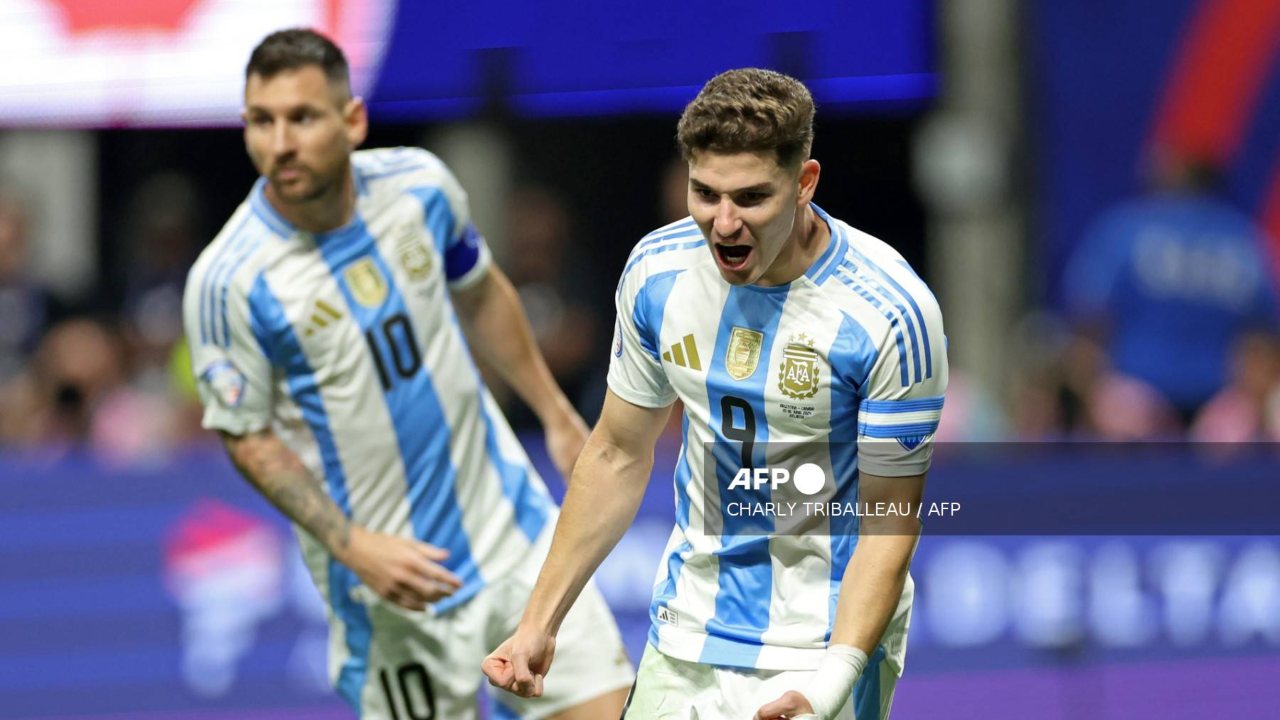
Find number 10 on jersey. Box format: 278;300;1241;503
365;312;423;390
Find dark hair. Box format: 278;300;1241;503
245;28;350;93
676;68;815;168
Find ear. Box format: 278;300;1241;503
796;159;821;205
344;96;369;149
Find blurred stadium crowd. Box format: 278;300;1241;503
0;174;208;461
2;0;1279;466
0;140;1275;462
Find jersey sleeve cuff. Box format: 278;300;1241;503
201;411;272;437
857;457;932;477
856;437;934;477
446;243;492;290
606;376;677;409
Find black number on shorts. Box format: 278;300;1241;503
365;312;423;390
378;661;436;720
720;395;757;470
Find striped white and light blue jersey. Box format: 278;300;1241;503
607;205;947;672
183;148;554;705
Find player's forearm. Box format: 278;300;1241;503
455;268;576;428
521;432;651;634
828;469;925;652
220;430;353;558
828;529;918;652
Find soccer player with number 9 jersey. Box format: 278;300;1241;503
485;69;947;720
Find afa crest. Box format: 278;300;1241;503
778;333;820;399
344;257;388;307
398;240;433;282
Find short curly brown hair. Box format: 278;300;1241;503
676;68;815;168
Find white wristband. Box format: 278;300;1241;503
800;644;868;720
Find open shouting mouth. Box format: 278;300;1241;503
714;243;753;271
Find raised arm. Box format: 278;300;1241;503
220;428;462;610
482;389;671;698
451;265;589;479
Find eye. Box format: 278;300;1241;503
693;187;717;202
247;115;272;128
737;192;768;206
285;107;321;126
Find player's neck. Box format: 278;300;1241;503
756;205;829;287
265;167;358;235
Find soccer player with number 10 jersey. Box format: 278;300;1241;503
183;28;632;720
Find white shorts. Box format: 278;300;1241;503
340;528;634;720
621;644;900;720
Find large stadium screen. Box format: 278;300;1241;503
0;0;395;126
0;0;934;127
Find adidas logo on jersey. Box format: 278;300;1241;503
302;299;344;337
656;605;679;627
662;334;701;370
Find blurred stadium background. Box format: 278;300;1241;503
2;0;1279;717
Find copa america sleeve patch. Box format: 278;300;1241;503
200;360;248;409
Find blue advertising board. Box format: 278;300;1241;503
3;440;1279;718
